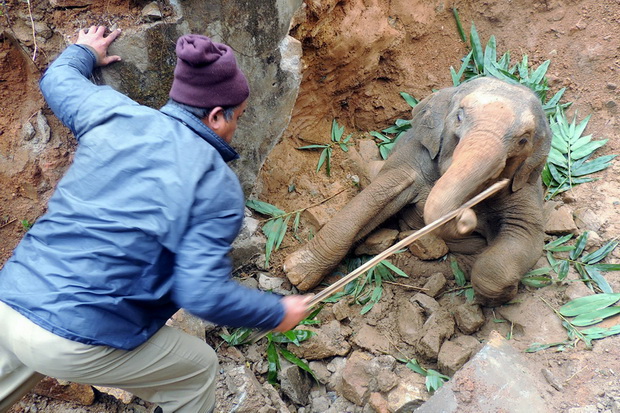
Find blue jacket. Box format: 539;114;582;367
0;44;284;350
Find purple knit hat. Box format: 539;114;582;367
169;34;250;108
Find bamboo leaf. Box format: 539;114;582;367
293;211;301;233
580;240;619;264
297;144;329;150
521;275;553;288
545;234;574;249
266;341;280;384
584;266;613;294
246;199;286;217
278;345;317;380
274;215;291;250
451;256;467;287
524;267;553;277
558;260;570;281
381;259;409;278
571;306;620;327
559;293;620;317
570;232;589;260
400;92;418;108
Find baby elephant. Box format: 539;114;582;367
284;76;551;305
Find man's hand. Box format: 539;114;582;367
273;295;313;332
76;26;122;66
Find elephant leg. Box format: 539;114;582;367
284;168;421;291
469;186;545;305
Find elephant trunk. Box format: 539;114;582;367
424;134;506;238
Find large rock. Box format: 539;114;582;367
100;0;304;196
415;331;550;413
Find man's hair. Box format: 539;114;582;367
168;99;237;121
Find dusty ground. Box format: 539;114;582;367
1;0;620;412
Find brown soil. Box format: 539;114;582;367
1;0;620;412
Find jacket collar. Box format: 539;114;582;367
160;102;240;163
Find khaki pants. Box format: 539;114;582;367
0;301;217;413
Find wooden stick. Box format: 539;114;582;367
245;179;510;344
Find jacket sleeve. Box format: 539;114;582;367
170;169;286;330
39;44;135;140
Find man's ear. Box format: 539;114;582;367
203;107;226;131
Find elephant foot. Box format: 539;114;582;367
283;248;331;291
471;277;518;307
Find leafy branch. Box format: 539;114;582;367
246;188;347;266
298;119;352;176
402;358;450;393
521;232;619;293
527;294;620;352
543;109;616;199
220;307;322;385
369;92;418;160
324;254;409;315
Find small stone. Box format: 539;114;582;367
422;272;447;297
355;228;399;255
141;2;163;20
453;303;485;334
403;231;449;260
545;205;578;235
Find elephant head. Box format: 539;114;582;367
284;76;551;304
421;76;551;239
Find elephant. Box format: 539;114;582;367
283;76;552;305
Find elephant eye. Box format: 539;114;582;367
519;137;528;145
456;108;464;123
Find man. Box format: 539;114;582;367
0;26;309;413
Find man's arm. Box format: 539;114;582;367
39;26;122;138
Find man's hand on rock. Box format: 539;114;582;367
76;25;122;66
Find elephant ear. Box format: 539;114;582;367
412;88;456;160
512;112;553;191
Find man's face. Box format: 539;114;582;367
218;100;248;144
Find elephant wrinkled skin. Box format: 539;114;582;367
283;77;552;305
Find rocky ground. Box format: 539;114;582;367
2;0;620;412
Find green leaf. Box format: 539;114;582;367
469;23;484;73
570;232;589;260
297;144;329;150
274;215;291;250
545;234;574;249
571;306;620;327
558;260;570;281
400;92;418;108
405;359;427;376
380;259;409;278
331;119;345;142
584;266;613;294
452;7;467;42
278;345;317;380
246;199;285;217
581;324;620;339
524;267;552;277
266;341;280;384
591;263;620;272
572;155;616;176
293;211;301;233
559;293;620;317
465;288;475;302
580;240;619;265
521;275;553;288
369;131;390;142
426;369;450;393
451;256;467;287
